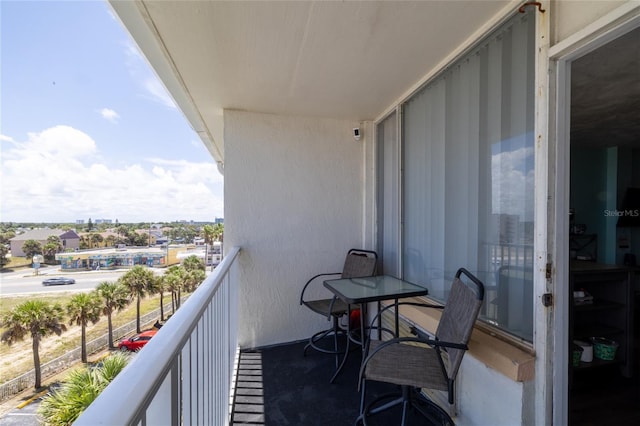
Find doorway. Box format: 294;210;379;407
566;25;640;425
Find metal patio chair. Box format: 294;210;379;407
356;268;484;425
300;249;378;366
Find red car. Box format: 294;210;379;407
118;329;157;351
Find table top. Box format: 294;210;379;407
324;275;428;304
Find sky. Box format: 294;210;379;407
0;0;224;223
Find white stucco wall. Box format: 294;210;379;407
455;355;534;425
225;110;368;349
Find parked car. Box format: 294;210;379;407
42;277;76;286
118;330;158;351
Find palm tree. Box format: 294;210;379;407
95;281;130;349
119;265;155;332
212;223;224;243
89;233;103;248
203;224;214;245
79;235;90;250
164;266;185;313
145;275;168;321
183;254;205;272
184;269;206;293
0;300;67;389
67;292;102;363
115;225;128;238
202;224;214;265
38;352;131;425
104;235;117;248
21;239;42;262
43;236;64;263
0;244;9;269
42;243;60;263
212;223;224;263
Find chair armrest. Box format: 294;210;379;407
363;301;444;353
299;272;342;305
358;336;468;389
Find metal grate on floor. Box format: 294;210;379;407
231;352;265;425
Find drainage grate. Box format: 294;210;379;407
231;352;265;425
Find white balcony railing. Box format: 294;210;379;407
76;246;241;425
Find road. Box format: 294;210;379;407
0;391;43;426
0;265;171;424
0;266;165;296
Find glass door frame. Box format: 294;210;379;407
548;7;640;425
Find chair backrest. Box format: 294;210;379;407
340;249;377;279
435;268;484;380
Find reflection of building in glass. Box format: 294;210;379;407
490;214;520;243
489;214;534;245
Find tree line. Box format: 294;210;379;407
0;222;224;269
0;256;206;390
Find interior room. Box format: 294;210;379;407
568;26;640;424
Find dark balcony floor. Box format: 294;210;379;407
232;339;640;426
231;340;450;426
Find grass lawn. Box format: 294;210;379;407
1;257;33;271
0;292;174;384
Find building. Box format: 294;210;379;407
176;241;222;266
55;246;183;270
9;228;80;257
78;2;640;425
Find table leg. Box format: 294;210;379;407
329;302;369;383
394;298;399;337
330;304;357;383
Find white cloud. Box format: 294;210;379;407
0;126;223;223
100;108;120;123
491;145;535;221
143;77;177;109
122;39;176;109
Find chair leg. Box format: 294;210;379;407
411;389;455;426
358;380;367;420
355;380;366;425
332;315;340;368
400;398;409;426
303;328;333;356
302;315;347;361
400;386;412;426
358;385;454;426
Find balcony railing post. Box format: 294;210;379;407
75;247;241;426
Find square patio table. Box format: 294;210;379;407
323;275;428;382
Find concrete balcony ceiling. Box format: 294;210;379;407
109;0;514;163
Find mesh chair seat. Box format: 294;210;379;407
357;268;484;426
303;298;349;317
299;249;378;370
364;340;448;392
